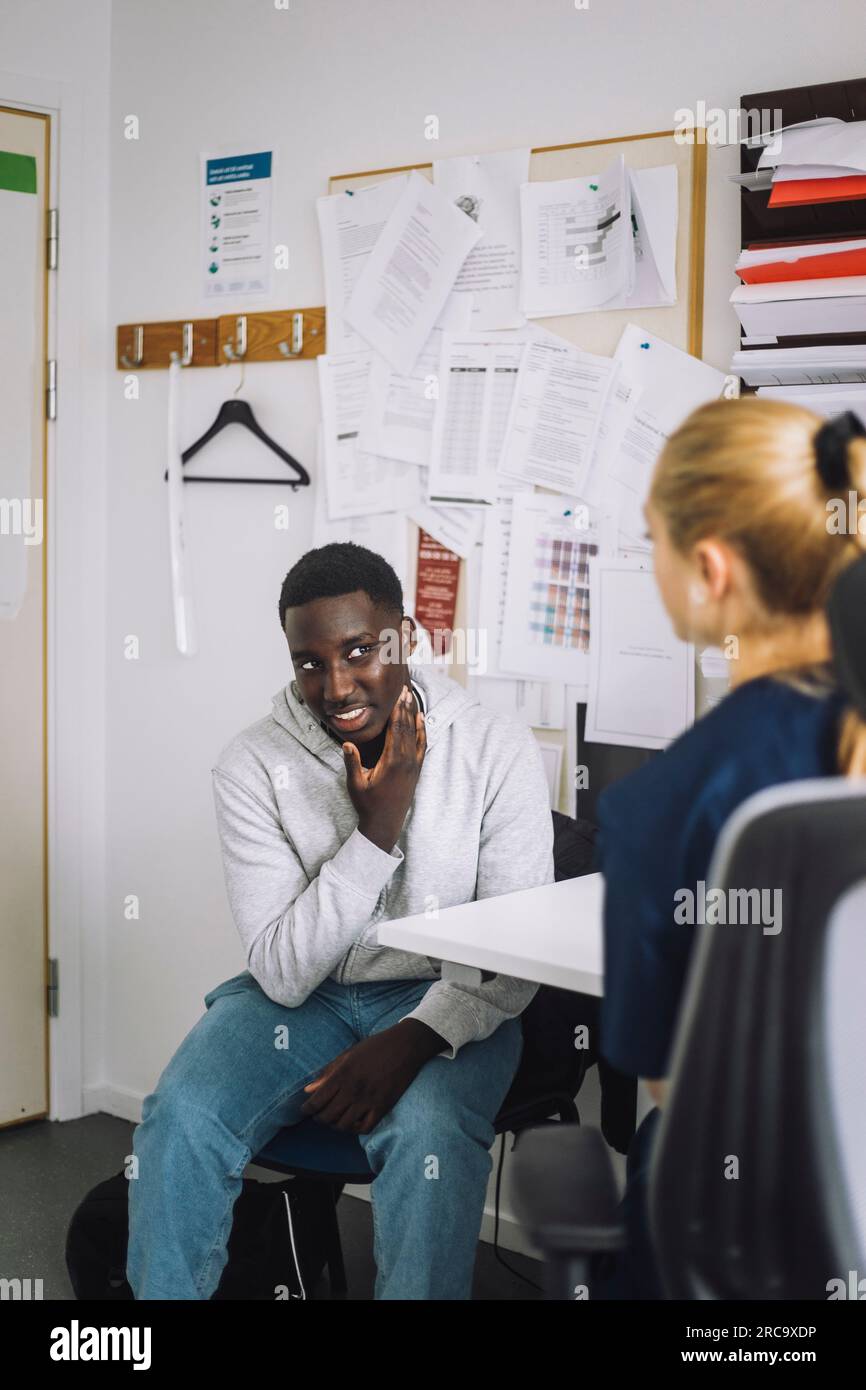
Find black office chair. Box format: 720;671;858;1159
253;1086;580;1298
511;778;866;1300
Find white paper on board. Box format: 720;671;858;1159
519;155;633;317
433;147;530;330
585;556;694;749
317;352;422;521
316;175;409;356
344;170;482;374
498;329;618;497
607;324;727;538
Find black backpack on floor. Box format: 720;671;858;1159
65;1170;343;1300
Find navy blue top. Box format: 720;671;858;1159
596;670;847;1080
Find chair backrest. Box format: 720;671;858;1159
648;777;866;1300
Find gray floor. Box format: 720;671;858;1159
0;1113;543;1300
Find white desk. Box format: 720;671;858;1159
377;872;604;996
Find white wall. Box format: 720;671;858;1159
9;0;866;1246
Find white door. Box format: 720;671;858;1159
0;105;50;1126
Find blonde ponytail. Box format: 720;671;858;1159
839;708;866;776
649;397;866;778
834;431;866;777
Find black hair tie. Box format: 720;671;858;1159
814;410;866;491
827;553;866;722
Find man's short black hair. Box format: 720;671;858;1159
278;541;404;631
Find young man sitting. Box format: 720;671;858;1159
126;541;554;1300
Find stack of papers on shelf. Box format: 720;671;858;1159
755;381;866;426
730;345;866;386
731;119;846;190
755;118;866;208
740;116;844;152
730;119;866;388
730;275;866;337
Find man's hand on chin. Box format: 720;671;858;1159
300;1019;447;1134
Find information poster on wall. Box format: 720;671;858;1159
201;150;273;298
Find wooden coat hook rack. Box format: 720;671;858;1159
116;307;326;369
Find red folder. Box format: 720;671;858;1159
768;174;866;208
738;247;866;284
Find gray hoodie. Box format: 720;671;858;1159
211;662;555;1059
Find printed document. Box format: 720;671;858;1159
433;147;530;330
427;329;532;505
344;170;482;374
585;557;694;749
608;324;726;538
357;299;473;468
519;155;633;316
498;329;618;496
317;176;408;355
317;352;422;520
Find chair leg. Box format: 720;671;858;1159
326;1183;348;1299
545;1252;592;1301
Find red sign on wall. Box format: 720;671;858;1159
414;528;460;658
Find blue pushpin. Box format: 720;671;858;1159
640;341;650;349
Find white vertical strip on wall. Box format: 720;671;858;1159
166;356;197;654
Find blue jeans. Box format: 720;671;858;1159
126;970;523;1300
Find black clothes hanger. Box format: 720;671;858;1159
163;397;311;489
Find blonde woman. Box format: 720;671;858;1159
594;399;866;1298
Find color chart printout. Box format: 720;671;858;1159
529;533;595;651
499;491;607;684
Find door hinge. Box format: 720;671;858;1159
47;208;59;270
47;958;59;1018
46;360;57;421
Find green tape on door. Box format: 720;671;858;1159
0;151;37;194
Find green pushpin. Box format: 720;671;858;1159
589;182;598;190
